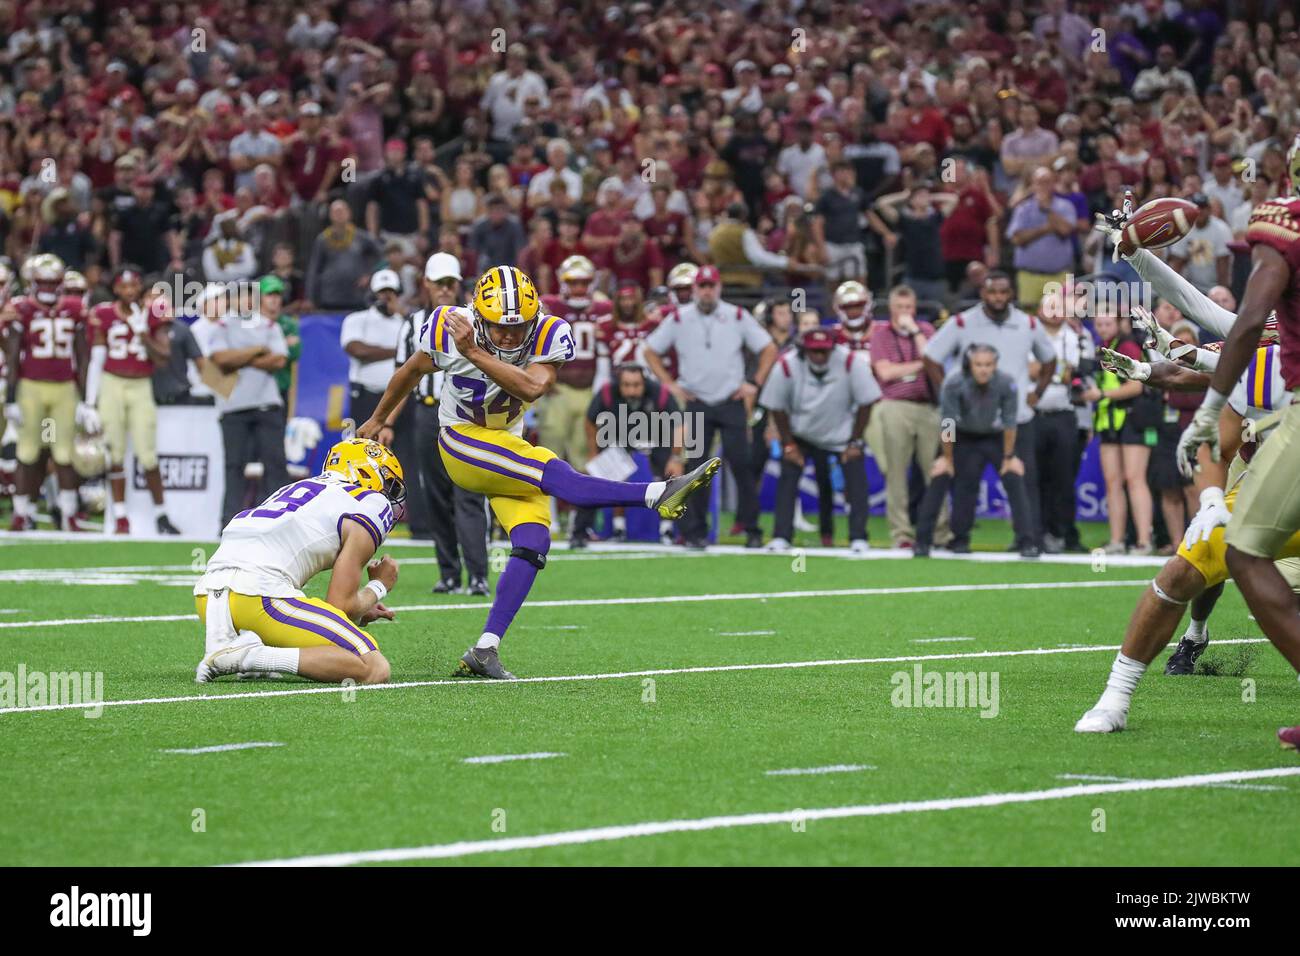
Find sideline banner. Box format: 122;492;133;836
124;405;225;538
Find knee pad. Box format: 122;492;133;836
1151;578;1189;606
510;545;547;570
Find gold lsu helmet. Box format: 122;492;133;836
470;265;541;365
323;438;406;510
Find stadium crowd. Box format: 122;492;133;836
1;0;1298;562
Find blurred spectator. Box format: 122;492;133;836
870;182;958;306
1203;153;1246;223
110;176;179;275
870;286;943;549
36;189;96;271
777;120;828;201
306;199;381;311
202;218;259;282
1080;310;1153;556
229;108;283;192
643;265;777;550
205;298;289;525
602;217;664;293
366;139;429;254
811;161;867;282
258;275;300;409
467;194;526;269
914;344;1036;558
481;43;548;143
1000;103;1060;180
763;327;880;553
924;271;1056;552
1006;166;1076;310
340;269;403;428
1167;193;1232;294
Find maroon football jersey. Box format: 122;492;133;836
11;295;85;382
830;321;873;352
1245;198;1300;389
600;316;661;370
90;301;169;378
541;294;612;389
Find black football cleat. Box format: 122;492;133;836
432;577;460;594
466;577;490;597
156;515;181;535
1164;634;1208;675
454;645;516;680
654;457;721;519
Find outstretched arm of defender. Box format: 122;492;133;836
326;522;400;625
357;351;434;437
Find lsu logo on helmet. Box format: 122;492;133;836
471;266;541;365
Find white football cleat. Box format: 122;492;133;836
1074;707;1127;733
765;537;791;552
195;635;262;683
850;539;870;554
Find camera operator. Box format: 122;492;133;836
1034;291;1097;553
575;363;685;545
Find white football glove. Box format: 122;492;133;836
3;401;20;427
1176;391;1226;478
1098;346;1151;382
1092;211;1126;263
75;401;101;434
1183;486;1230;549
1131;304;1196;363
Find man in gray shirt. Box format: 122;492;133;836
923;270;1055;549
761;327;881;552
643;265;777;548
205;311;290;524
915;344;1036;558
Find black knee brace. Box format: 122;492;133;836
510;546;547;570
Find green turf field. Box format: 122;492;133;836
1;527;1298;866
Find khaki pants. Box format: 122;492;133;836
536;382;593;471
1016;270;1067;311
875;398;948;546
1226;399;1300;559
16;378;77;466
100;372;158;470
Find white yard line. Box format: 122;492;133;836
0;638;1271;717
1056;772;1287;793
462;752;566;765
0;578;1155;631
765;764;875;776
161;742;284;755
911;637;976;644
718;630;777;636
230;766;1300;866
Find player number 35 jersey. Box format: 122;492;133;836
195;474;395;599
419;304;573;433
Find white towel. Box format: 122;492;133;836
203;588;239;655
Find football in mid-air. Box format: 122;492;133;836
1122;197;1198;250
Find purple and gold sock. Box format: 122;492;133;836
483;522;552;641
540;458;651;508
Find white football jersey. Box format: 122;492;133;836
418;305;573;434
195;474;395;598
1228;343;1290;423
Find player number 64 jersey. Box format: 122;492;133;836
194;475;395;599
419;305;573;433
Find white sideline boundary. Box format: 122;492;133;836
0;577;1155;631
0;637;1271;717
230;766;1300;866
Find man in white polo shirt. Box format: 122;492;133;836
341;269;404;429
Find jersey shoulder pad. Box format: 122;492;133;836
338;484;396;549
418;305;466;359
589;300;613;317
1245;199;1300;262
530;314;574;363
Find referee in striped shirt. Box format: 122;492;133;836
379;252;490;595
